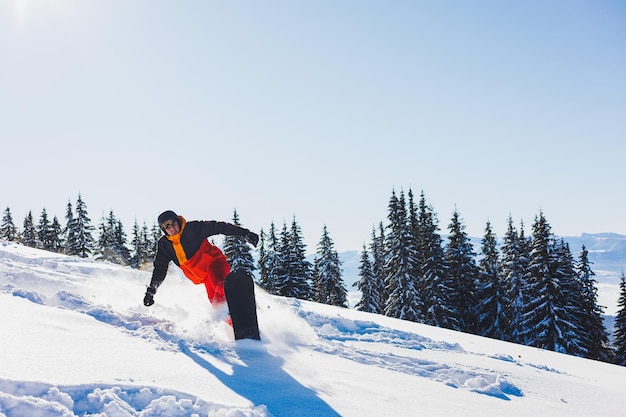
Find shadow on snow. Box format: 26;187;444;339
178;340;341;417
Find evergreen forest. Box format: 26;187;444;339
2;190;626;366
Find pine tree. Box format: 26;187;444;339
37;208;57;251
371;223;388;310
96;211;116;263
273;223;291;296
274;218;313;300
355;244;383;313
114;218;131;264
129;220;150;269
576;245;612;362
613;271;626;366
519;213;550;348
311;258;320;299
444;208;479;333
288;217;314;300
258;224;281;294
500;218;531;344
415;191;453;329
63;200;75;254
1;207;19;241
384;190;422;322
314;225;346;307
148;222;161;260
358;225;387;314
257;229;269;285
21;211;38;247
65;194;95;258
96;210;129;265
521;212;581;354
224;209;256;274
551;239;585;356
49;216;64;253
406;189;422;294
475;221;509;340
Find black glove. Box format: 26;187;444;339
245;230;259;248
143;286;156;307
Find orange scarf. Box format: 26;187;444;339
165;216;188;264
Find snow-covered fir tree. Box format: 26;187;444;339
500;218;531;344
272;218;313;300
147;223;161;260
129;220;141;269
65;194;95;258
95;213;114;263
444;208;479;333
355;226;387;314
384;190;422;322
313;225;346;307
224;209;256;274
371;223;387;307
355;243;382;313
612;271;626;366
257;229;268;285
21;211;38;248
115;219;131;264
258;223;280;294
49;216;64;253
575;245;612;362
63;200;75;254
129;220;151;269
1;207;19;242
36;208;50;249
95;210;130;265
414;191;453;329
521;212;581;354
551;239;586;356
36;208;56;251
406;189;422;287
475;221;509;340
273;222;292;295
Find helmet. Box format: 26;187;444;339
158;210;179;231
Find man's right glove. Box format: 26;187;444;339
143;286;156;307
245;230;259;248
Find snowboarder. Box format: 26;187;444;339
142;210;259;312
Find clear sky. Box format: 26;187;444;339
1;0;625;253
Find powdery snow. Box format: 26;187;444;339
1;241;625;417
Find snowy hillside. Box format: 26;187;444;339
1;242;626;417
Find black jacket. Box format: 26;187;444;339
148;217;250;290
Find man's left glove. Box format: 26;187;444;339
143;286;156;307
245;230;259;248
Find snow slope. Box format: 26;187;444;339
1;242;625;417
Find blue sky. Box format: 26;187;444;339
1;1;625;253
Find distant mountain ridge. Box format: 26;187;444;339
561;233;626;278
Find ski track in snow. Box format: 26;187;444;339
1;243;529;416
291;302;523;400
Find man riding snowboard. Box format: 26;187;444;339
142;210;259;314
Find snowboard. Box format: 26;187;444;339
224;269;260;340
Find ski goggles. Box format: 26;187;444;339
160;219;177;230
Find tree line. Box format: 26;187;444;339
354;188;626;365
0;194;348;307
2;191;625;366
1;194;161;269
